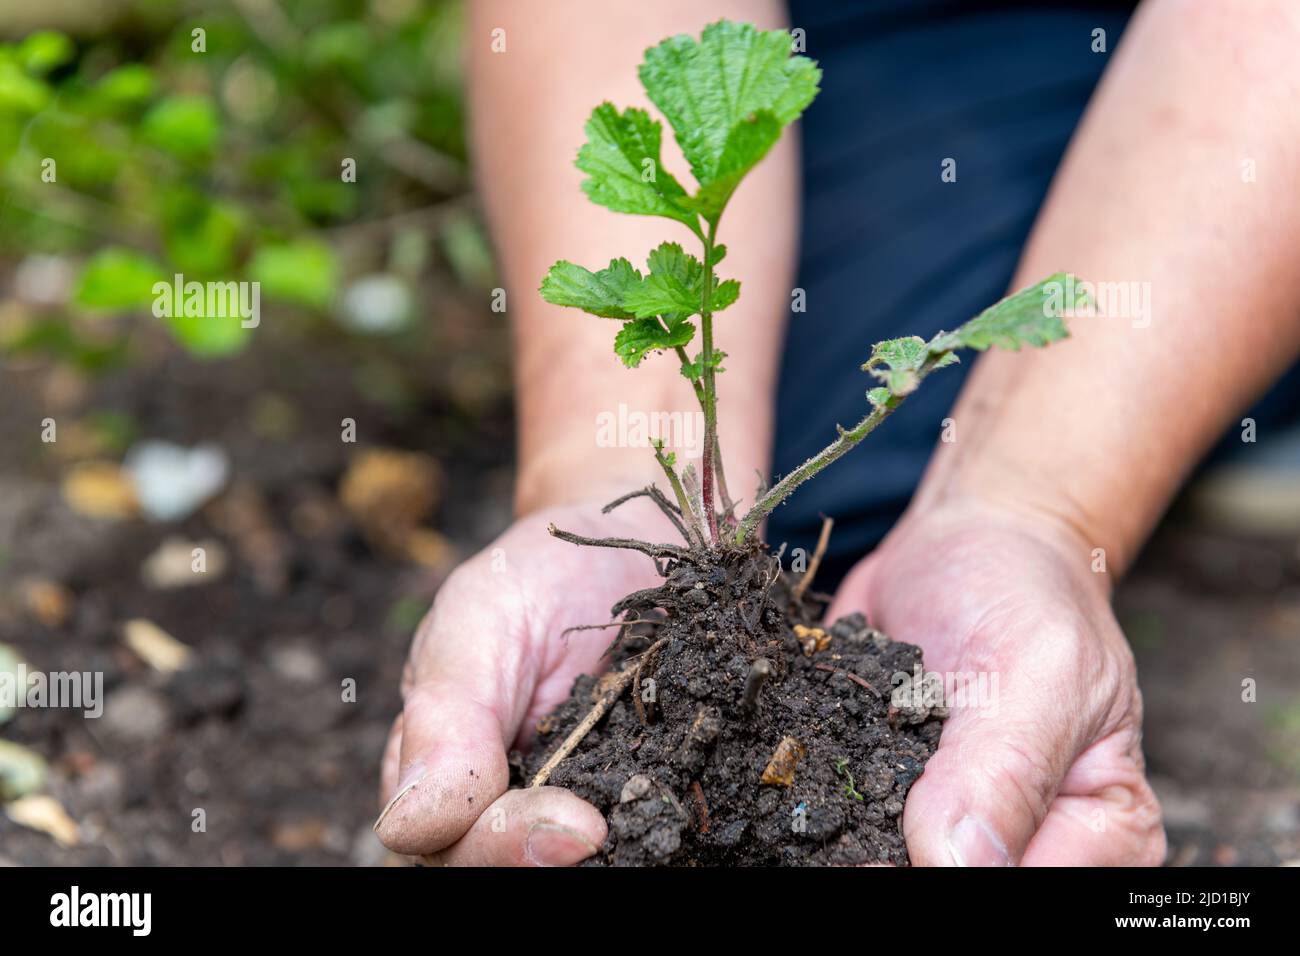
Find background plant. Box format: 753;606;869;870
0;0;488;368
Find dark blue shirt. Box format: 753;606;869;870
769;0;1299;585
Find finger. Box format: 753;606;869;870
1020;730;1166;866
379;713;403;805
901;639;1094;866
421;786;606;867
373;676;514;855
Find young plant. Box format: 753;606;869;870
541;20;1082;551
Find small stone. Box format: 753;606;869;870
620;774;654;803
102;685;171;742
5;795;79;847
22;579;74;627
122;619;193;674
123;441;229;522
141;536;228;589
269;644;326;685
0;740;48;800
62;461;138;520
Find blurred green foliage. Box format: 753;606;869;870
0;0;482;364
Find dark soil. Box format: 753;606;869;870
517;542;945;866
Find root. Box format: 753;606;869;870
632;637;668;725
611;585;675;618
547;523;690;561
530;640;668;788
792;515;833;602
602;486;698;548
814;662;881;698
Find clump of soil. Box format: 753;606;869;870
515;540;946;866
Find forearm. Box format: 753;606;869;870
468;0;798;516
914;0;1300;576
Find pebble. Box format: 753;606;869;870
102;685;171;742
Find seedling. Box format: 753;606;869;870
528;19;1082;867
542;19;1082;550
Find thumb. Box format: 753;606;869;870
901;649;1083;866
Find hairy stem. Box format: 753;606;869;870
698;226;721;545
735;357;947;544
673;342;737;523
653;442;706;548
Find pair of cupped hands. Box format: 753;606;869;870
374;494;1165;866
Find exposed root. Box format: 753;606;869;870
611;585;675;618
602;486;698;548
792;515;833;602
814;662;881;698
547;523;690;561
632;637;668;725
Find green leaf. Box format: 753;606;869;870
140;95;220;162
639;21;820;220
19;31;74;76
614;316;695;368
623;243;700;318
74;248;167;310
247;239;338;310
680;348;727;382
866;387;892;407
576;103;697;230
863;274;1078;398
931;273;1078;353
0;60;51;113
690;110;782;219
161;191;245;276
94;64;156;113
863;335;926;395
540;258;641;319
163;309;253;357
711;278;740;312
627;242;739;318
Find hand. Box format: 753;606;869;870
374;499;669;865
826;498;1166;866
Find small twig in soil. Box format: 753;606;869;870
792;515;834;602
814;663;881;698
530;668;635;788
689;780;711;833
632;637;669;725
547;523;689;561
530;640;670;788
742;657;773;713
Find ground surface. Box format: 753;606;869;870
0;323;1296;866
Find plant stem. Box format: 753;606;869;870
673;343;736;523
735;356;946;545
653;442;706;548
698;225;721;545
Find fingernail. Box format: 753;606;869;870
374;762;425;832
946;814;1012;867
524;821;599;867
